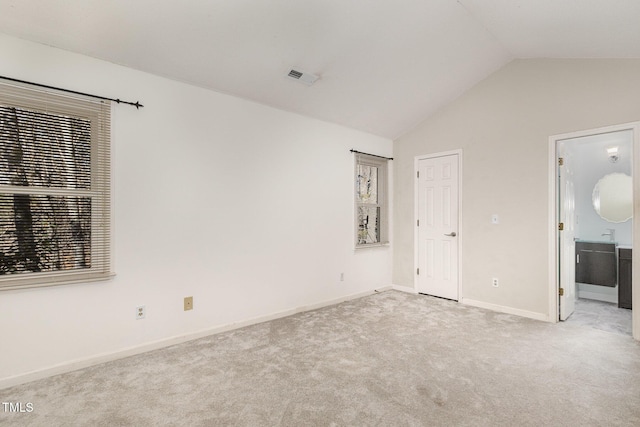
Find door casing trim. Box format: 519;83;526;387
548;122;640;340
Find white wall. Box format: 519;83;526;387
0;34;393;386
393;59;640;320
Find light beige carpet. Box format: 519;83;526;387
1;290;639;426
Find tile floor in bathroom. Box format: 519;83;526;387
565;297;632;336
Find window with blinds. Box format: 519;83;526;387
0;81;112;290
355;153;388;247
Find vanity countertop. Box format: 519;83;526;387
574;239;632;249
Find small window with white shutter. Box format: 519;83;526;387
355;153;388;247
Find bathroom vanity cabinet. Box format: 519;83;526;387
618;248;632;309
575;241;617;287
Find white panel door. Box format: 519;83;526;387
558;142;576;320
417;154;459;300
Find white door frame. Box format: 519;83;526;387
548;121;640;340
414;149;463;298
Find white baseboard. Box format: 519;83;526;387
461;298;550;322
391;284;418;294
0;286;391;390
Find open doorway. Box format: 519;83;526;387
549;122;640;340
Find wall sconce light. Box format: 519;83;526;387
607;147;619;163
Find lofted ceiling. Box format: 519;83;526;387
0;0;639;139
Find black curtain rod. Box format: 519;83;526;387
0;75;144;109
350;149;393;160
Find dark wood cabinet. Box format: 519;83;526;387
618;248;632;309
575;241;617;287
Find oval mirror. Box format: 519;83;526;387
592;172;632;223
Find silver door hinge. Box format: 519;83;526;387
417;171;420;178
558;222;564;231
558;157;564;166
559;287;564;296
417;219;419;227
417;268;420;275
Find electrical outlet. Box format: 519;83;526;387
136;305;146;319
184;296;193;311
492;278;499;288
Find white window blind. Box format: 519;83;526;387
0;80;112;290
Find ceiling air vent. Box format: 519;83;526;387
286;68;319;86
288;69;303;79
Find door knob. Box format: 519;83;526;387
444;232;457;237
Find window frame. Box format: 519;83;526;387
354;153;389;248
0;81;113;290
